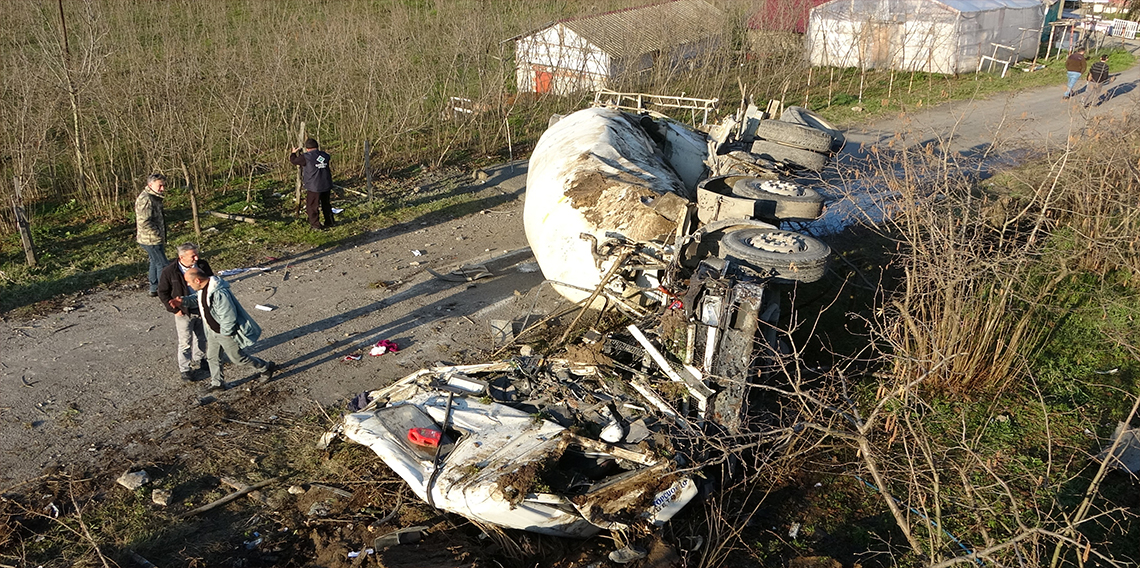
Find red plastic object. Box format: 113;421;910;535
407;427;442;448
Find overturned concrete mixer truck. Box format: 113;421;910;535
524;104;840;432
325;103;843;545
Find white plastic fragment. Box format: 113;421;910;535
254;304;275;312
116;470;150;490
218;267;269;277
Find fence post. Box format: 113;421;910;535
292;121;306;215
11;177;37;267
181;162;201;240
365;139;373;203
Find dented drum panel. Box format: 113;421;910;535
524;107;689;303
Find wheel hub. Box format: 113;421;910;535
733;178;807;198
747;231;806;254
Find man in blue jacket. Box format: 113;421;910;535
172;268;275;391
288;138;334;230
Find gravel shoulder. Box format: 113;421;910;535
0;160;568;487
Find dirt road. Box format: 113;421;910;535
1;66;1135;489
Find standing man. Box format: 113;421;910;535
158;243;213;382
1063;47;1087;100
1085;54;1111;107
288;138;334;230
135;173;167;296
171;268;275;391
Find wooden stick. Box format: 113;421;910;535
365;139;373;202
11;177;37;267
207;210;257;224
220;476;268;504
181;161;201;240
293;122;306;215
180;476;281;518
557;251;629;345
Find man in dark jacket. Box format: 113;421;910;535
288;138;334;230
1085;54;1111;107
158;243;214;381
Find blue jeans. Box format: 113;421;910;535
1065;71;1082;97
139;243;167;293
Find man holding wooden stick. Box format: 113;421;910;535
288;138;334;230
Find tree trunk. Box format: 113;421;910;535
181;162;201;240
12;177;38;267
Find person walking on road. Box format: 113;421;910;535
1063;47;1087;100
158;243;213;382
135;173;168;297
1085;54;1111;107
171;268;275;391
288;138;334;230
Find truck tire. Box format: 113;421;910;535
750;140;828;172
731;178;824;221
753;120;833;153
781;106;845;153
719;228;830;283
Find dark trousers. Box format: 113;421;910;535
306;191;334;229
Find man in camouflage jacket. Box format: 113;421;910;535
135;173;168;296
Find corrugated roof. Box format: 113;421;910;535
814;0;1044;14
937;0;1042;11
560;0;725;56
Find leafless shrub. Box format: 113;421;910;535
0;0;831;224
726;113;1140;566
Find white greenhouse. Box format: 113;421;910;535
806;0;1047;74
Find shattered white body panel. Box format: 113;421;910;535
524;107;701;303
339;365;698;538
343;394;597;536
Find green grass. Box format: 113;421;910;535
0;167;515;315
806;47;1136;125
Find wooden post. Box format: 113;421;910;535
504;116;513;164
1045;25;1055;62
805;66;813;106
292;122;306;215
11;177;37;267
181;161;201;240
364;139;373;202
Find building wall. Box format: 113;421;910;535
516;21;722;94
515;24;612;94
807;0;1043;74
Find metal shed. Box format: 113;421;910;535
515;0;725;95
806;0;1046;74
